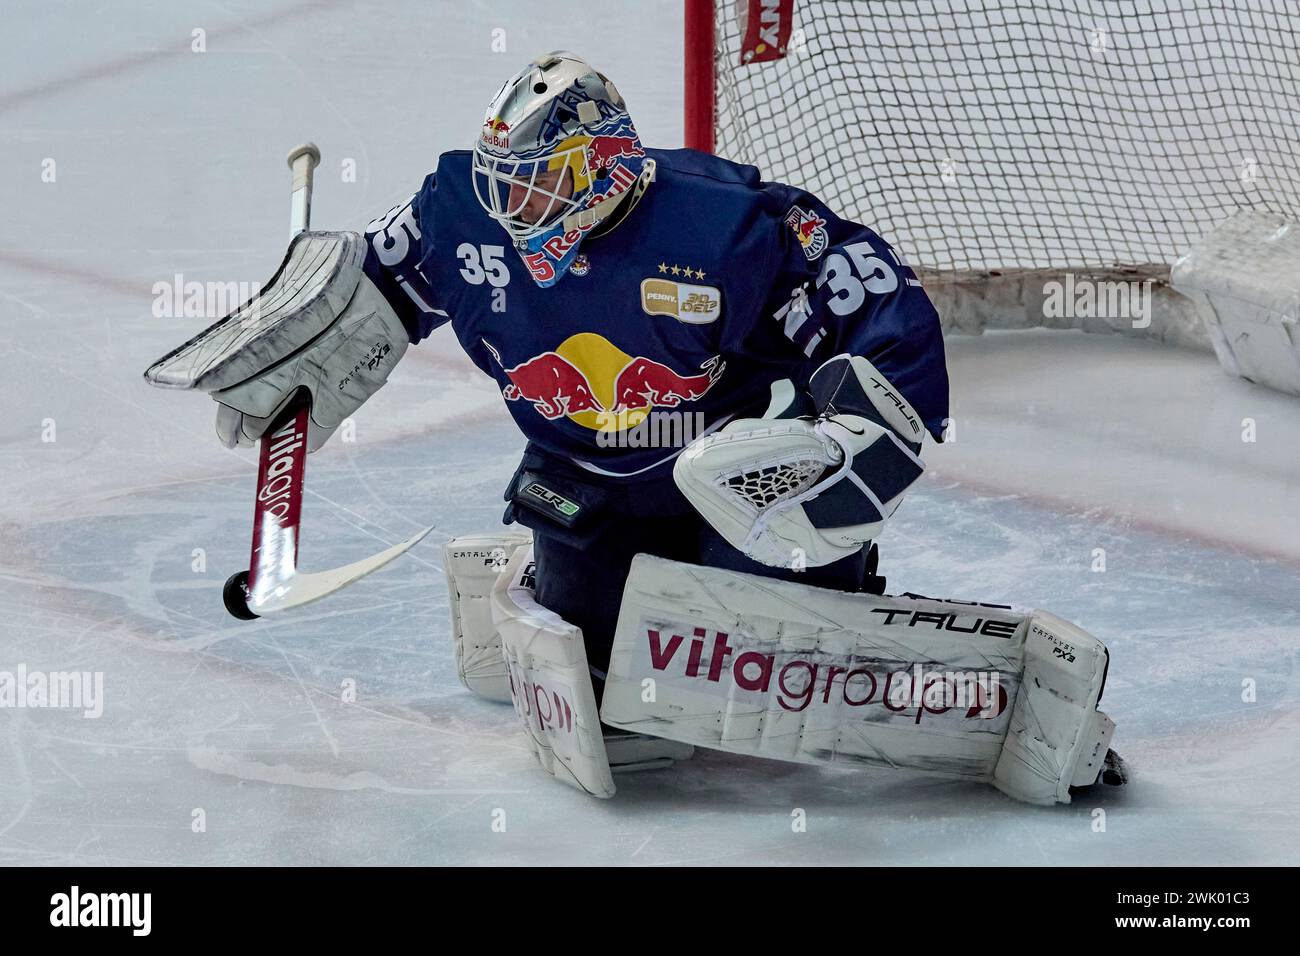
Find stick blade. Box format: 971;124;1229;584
248;525;434;615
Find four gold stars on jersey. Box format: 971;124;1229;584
657;262;707;280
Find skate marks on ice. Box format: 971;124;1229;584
0;429;531;865
885;475;1300;858
2;418;1298;864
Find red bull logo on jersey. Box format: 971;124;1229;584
785;205;829;260
611;355;722;412
483;333;724;433
483;340;602;420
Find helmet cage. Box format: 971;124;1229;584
471;140;593;242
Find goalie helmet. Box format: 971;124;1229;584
471;51;652;287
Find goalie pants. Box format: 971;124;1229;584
503;445;884;702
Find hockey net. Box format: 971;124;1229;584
698;0;1300;276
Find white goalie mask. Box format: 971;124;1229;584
471;51;652;284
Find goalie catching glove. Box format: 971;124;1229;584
144;231;408;451
674;353;926;568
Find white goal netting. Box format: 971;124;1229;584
713;0;1300;276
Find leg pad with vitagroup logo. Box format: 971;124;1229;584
490;543;615;798
600;554;1118;805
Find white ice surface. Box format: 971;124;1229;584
1;1;1298;866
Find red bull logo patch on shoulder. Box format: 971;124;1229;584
785;205;828;260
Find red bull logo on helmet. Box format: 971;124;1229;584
521;163;641;285
483;333;724;433
512;112;648;289
481;117;511;151
538;164;638;260
586;134;645;177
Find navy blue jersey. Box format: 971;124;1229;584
363;148;949;480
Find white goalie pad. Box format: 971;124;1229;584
443;531;532;701
992;611;1116;805
490;544;615;798
601;555;1116;805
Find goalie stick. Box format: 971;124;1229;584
145;142;430;618
221;142;431;618
222;386;430;620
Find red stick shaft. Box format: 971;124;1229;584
246;400;310;598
